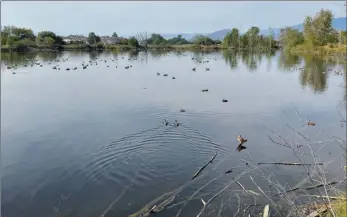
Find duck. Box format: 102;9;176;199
163;74;168;76
222;99;228;103
173;120;180;127
73;67;77;70
163;119;169;126
192;67;196;71
202;89;208;92
307;120;316;126
66;68;70;71
205;68;210;71
180;108;186;112
157;72;160;76
172;77;176;79
237;135;248;144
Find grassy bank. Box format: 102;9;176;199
290;44;347;62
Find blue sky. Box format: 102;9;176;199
1;1;346;37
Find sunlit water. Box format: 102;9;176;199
1;50;346;217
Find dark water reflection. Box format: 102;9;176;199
1;50;346;217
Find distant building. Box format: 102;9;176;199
100;36;124;45
63;35;88;44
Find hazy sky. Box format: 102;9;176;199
1;1;346;37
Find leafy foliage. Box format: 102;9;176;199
128;37;139;47
167;35;189;45
87;32;101;45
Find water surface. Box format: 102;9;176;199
1;50;346;217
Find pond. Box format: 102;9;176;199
1;50;346;217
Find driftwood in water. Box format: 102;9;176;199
305;181;338;190
258;162;323;166
302;195;347;200
274;187;300;196
276;180;344;196
306;207;327;217
191;151;218;180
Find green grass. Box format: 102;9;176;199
325;198;347;217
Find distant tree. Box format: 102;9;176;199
87;32;100;45
303;9;337;46
112;32;118;37
280;27;305;49
222;28;240;48
136;32;150;49
167;35;189;45
148;33;167;45
192;35;215;45
128;37;139;47
36;31;63;47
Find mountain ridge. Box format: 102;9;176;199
161;17;346;41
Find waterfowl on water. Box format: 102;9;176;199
307;120;316;126
173;120;180;127
222;99;228;103
163;119;169;125
66;68;70;71
192;67;196;71
157;72;160;76
172;77;176;79
73;67;77;70
163;74;168;76
205;68;210;71
237;135;248;144
202;89;208;92
180;108;186;112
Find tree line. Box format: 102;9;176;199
0;26;222;51
279;9;346;50
1;9;345;52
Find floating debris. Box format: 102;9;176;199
191;151;218;180
307;120;316;126
258;162;323;166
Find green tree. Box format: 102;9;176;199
87;32;100;45
112;32;118;37
245;26;260;49
222;28;240;48
280;27;305;49
148;33;167;45
303;9;338;46
36;31;64;47
167;35;189;45
192;35;215;45
128;37;139;47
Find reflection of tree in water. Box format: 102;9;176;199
191;50;218;64
37;52;64;62
222;50;239;69
149;50;170;59
1;52;38;65
241;51;258;71
299;55;327;93
88;51;102;60
265;51;276;72
278;51;302;70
